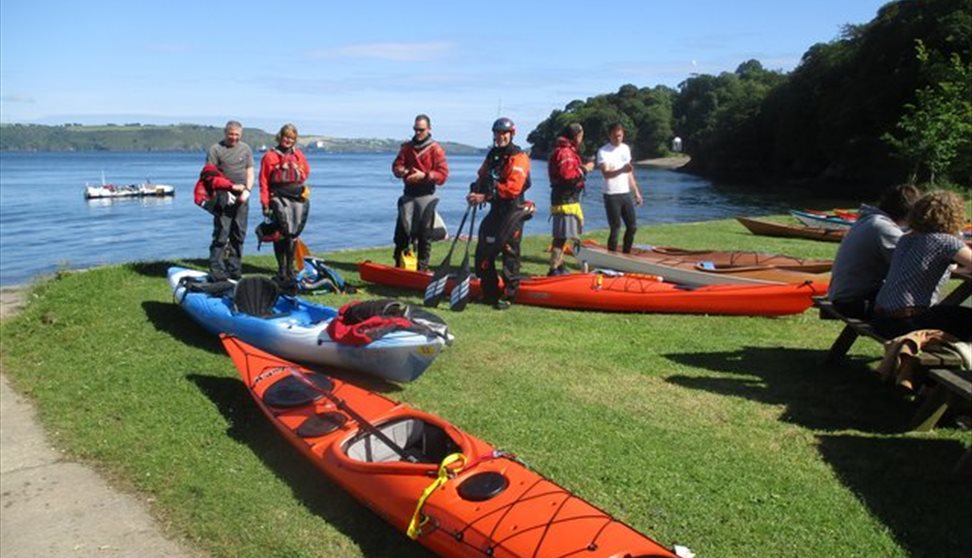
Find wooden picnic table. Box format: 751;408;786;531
815;267;972;432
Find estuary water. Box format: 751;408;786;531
0;151;801;286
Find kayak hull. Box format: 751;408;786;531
358;261;823;316
168;267;444;382
789;209;853;230
222;335;680;558
736;216;846;243
574;240;831;287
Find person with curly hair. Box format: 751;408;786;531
873;190;972;340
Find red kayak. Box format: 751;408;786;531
222;335;683;558
358;261;824;316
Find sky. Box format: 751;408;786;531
0;0;890;146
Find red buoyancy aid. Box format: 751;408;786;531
194;164;235;205
325;300;416;346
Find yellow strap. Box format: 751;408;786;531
550;202;584;221
406;453;466;539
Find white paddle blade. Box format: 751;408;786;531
424;276;449;307
449;276;471;311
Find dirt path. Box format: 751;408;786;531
0;286;201;558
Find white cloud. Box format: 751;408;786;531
306;41;453;62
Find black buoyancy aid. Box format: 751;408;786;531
477;144;531;210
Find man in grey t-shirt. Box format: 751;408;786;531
826;184;919;318
205;120;254;280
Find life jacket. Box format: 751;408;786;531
269;148;305;186
297;257;356;293
474;144;531;211
325;299;453;346
548;136;585;206
194;164;235;206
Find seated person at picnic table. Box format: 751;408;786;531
827;184;920;318
872;190;972;341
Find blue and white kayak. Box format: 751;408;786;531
789;209;853;231
167;267;447;382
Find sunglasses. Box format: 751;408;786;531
413;127;428;132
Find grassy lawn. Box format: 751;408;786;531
1;218;969;558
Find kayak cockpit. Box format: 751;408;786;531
344;418;461;464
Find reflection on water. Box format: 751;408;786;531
0;151;839;286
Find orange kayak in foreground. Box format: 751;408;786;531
358;261;824;316
222;335;682;558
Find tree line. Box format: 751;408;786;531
527;0;971;195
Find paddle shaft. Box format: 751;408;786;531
284;368;412;461
449;204;478;310
424;205;473;306
437;205;472;269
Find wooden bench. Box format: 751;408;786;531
908;368;972;432
812;297;963;368
813;296;969;431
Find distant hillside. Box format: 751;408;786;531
300;135;483;155
0;124;482;154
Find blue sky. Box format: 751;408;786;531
1;0;889;146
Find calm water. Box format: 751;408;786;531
0;151;802;286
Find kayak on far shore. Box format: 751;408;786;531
736;216;847;243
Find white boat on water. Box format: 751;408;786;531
84;182;175;199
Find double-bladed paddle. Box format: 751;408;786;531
449;204;478;311
424;205;472;307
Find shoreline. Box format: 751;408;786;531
0;286;26;319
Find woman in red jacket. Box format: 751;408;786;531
259;123;311;289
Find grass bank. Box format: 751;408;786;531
1;218;969;558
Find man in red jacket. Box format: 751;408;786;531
391;114;449;271
547;123;594;275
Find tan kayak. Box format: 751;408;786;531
736;216;846;243
574;240;831;287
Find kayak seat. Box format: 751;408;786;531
344;418;460;464
234;277;280;317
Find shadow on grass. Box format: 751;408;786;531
817;434;971;557
663;346;914;433
141;300;223;355
186;374;434;558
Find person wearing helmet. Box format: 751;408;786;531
391;114;450;271
547;122;594;276
467;117;533;310
205;120;255;281
596;123;643;253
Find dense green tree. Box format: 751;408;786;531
527;85;676;161
883;40;972;184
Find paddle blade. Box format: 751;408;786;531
449;270;471;311
294;238;311;262
424;269;451;307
